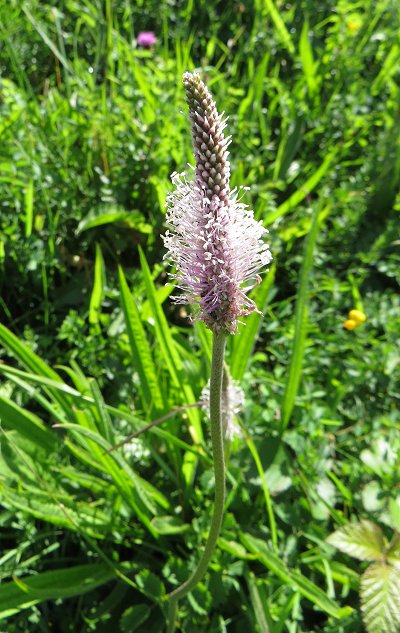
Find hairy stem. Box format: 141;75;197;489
167;331;226;632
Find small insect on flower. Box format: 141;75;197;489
162;72;272;335
343;309;366;330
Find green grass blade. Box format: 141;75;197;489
299;20;318;97
0;564;117;619
89;243;106;325
138;248;203;444
0;324;73;417
244;429;277;552
118;266;164;414
24;178;34;238
240;532;352;619
261;0;295;56
246;571;272;633
280;205;326;431
57;422;169;522
21;5;73;75
88;378;115;443
0;396;57;452
231;262;276;381
265;151;337;223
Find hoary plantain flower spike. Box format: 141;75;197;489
163;72;272;334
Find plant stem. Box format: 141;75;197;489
166;331;226;633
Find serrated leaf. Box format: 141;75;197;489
360;561;400;633
327;521;386;561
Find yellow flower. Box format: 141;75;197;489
348;309;366;324
343;319;357;330
343;309;366;330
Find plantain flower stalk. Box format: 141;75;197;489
163;72;272;335
163;72;271;633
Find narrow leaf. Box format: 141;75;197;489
89;243;106;325
240;532;352;618
280;204;325;431
0;564;116;619
118;266;164;414
231;262;276;381
0;396;57;452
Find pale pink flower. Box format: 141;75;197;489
163;72;272;334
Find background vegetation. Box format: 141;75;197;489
0;0;399;631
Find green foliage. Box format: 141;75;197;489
0;0;399;630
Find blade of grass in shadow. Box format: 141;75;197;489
280;204;327;433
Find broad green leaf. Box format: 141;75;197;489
118;266;164;414
240;532;352;618
387;533;400;564
89;243;106;325
361;561;400;633
327;521;386;562
0;564;117;619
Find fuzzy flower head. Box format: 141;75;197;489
163;72;272;334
